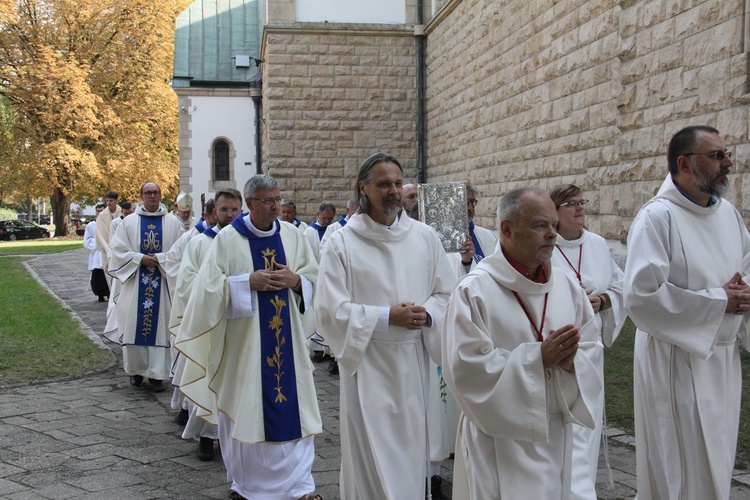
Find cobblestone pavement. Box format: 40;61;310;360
1;247;749;499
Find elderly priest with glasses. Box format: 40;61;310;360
176;175;323;500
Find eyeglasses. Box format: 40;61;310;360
218;208;242;214
467;199;478;207
252;196;284;206
684;150;732;161
558;199;589;208
142;191;160;197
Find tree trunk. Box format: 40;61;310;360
50;188;70;237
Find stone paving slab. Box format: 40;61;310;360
0;247;746;499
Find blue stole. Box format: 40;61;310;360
230;217;302;442
337;214;347;226
469;221;485;263
202;226;217;238
193;218;205;233
310;221;326;241
293;218;302;228
135;215;164;346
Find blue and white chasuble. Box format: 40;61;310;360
231;217;302;442
309;221;326;241
175;215;322;444
135;216;164;346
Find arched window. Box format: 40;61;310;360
214;140;230;181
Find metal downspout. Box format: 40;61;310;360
251;94;262;174
416;0;427;183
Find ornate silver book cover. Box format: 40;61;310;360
417;182;468;253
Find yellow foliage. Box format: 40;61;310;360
0;0;184;206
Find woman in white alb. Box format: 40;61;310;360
549;184;626;499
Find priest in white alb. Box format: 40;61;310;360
168;188;243;462
176;175;322;500
624;125;750;500
105;182;183;392
315;153;454;499
103;202;133;338
442;186;602;500
95;190;122;278
165;197;216;419
550;183;626;499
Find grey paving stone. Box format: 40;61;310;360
0;477;31;495
64;470;144;492
32;482;91;499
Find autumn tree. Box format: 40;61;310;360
0;0;188;235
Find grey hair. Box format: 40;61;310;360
318;202;336;213
465;180;479;198
346;198;359;211
281;200;297;210
497;186;548;228
355;152;402;215
244;175;278;200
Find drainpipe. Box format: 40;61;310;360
416;0;426;183
251;94;262;174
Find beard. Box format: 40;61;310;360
383;195;402;216
692;165;729;198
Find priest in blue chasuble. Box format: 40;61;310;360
105;182;184;392
176;175;322;500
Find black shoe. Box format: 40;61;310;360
98;296;106;302
174;408;189;426
129;375;143;387
149;379;166;393
327;359;338;375
312;351;326;362
197;437;215;461
430;475;445;499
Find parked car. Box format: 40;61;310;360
0;220;51;241
15;213;51;225
72;216;95;236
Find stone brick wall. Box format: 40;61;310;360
259;1;750;238
261;24;418;221
425;0;750;240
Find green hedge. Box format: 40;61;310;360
0;208;17;220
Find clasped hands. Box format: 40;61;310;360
390;302;428;330
723;272;750;315
541;324;580;373
141;254;160;268
585;290;602;313
249;262;300;293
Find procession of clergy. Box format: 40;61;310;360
94;125;749;500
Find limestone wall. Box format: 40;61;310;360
259;0;750;235
425;0;750;240
261;24;418;220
